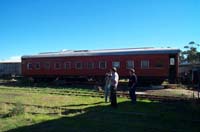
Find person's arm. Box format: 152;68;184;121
111;74;117;86
131;75;137;88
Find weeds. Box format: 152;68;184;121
8;102;25;117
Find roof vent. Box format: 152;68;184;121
39;52;58;54
74;50;89;52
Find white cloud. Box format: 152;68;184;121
0;56;21;62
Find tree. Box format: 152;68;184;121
181;41;200;64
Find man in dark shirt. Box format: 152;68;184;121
128;68;138;104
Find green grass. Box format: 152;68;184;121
0;85;200;132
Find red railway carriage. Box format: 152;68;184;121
21;48;180;84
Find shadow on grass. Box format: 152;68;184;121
1;101;104;119
5;100;200;132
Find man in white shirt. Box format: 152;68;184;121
110;67;119;108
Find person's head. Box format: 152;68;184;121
111;67;117;73
129;68;135;75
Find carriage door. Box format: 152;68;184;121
169;55;177;83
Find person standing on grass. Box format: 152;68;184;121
128;68;138;104
104;72;111;103
110;67;119;108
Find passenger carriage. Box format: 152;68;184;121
21;47;180;84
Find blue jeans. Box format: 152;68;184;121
104;86;110;102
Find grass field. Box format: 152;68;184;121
0;85;200;132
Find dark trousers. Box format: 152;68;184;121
110;86;117;108
129;87;136;104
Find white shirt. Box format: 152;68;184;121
111;72;119;87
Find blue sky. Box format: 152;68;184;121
0;0;199;61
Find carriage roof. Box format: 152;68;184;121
22;47;180;59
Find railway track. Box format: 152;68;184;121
53;81;193;102
0;87;192;103
0;80;194;102
47;90;197;102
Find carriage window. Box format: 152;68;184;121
126;60;134;69
54;63;61;69
44;62;50;70
87;62;94;69
112;61;120;68
27;63;33;70
35;63;40;70
75;62;83;69
170;58;175;65
99;61;107;69
64;62;71;69
141;60;149;69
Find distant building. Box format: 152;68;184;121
179;63;200;84
0;62;21;77
179;63;200;74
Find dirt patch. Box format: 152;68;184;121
143;88;199;99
